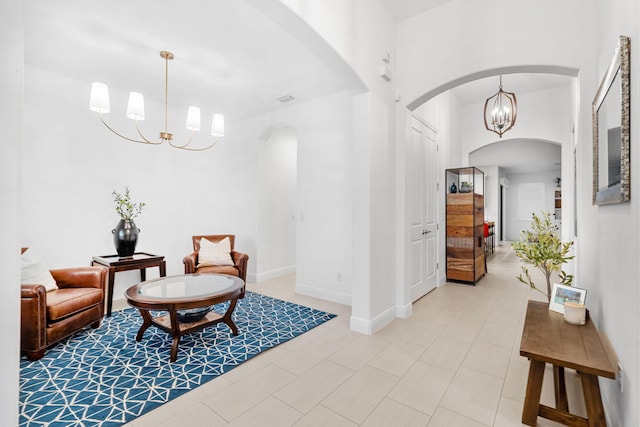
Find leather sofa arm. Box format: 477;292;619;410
231;251;249;283
50;267;107;290
20;284;47;351
183;252;198;274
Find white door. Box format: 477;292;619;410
408;115;438;302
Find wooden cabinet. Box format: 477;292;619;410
446;167;485;284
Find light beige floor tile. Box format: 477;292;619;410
399;321;446;348
419;336;470;372
388;360;455;415
377;317;414;337
293;405;357;427
461;341;511;379
227;396;302;427
426;406;487;427
274;360;354;414
361;398;430;427
367;338;426;377
476;319;518;349
439;367;503;425
321;365;398;424
328;335;388;371
203;364;296;421
273;339;342;376
455;305;492;324
486;308;522;327
156;402;228;427
502;357;530;402
440;319;483;344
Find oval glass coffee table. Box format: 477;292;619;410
126;273;244;362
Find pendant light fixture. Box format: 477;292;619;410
89;51;224;151
483;75;517;138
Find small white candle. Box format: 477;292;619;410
564;302;586;325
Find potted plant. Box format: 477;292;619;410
511;211;574;301
112;187;145;257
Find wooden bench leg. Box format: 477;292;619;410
522;360;546;426
554;365;569;412
581;374;607;427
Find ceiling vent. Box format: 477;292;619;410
276;94;295;103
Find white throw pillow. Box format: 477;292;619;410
197;237;234;267
21;248;58;291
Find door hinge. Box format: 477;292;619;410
437;224;439;230
436;262;439;270
437;182;439;191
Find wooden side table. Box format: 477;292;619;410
92;252;166;316
520;301;616;426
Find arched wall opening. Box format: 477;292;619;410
397;66;578;312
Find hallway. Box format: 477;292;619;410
127;245;586;426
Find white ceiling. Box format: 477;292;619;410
379;0;453;21
25;0;571;173
24;0;346;123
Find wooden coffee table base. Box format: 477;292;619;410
135;298;239;362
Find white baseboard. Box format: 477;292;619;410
248;265;296;283
295;282;352;306
396;302;412;319
350;306;396;335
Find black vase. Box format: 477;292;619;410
112;219;139;257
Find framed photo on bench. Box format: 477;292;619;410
549;283;587;314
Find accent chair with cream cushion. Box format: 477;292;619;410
20;248;108;361
183;235;249;295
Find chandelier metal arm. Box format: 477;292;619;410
169;136;219;151
97;112;154;144
133;120;163;145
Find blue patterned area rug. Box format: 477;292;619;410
19;291;336;427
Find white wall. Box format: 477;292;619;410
581;1;640;425
504;171;560;241
0;0;22;424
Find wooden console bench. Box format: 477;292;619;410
520;301;616;426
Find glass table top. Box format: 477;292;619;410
136;274;240;301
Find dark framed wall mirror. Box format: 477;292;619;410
592;35;630;205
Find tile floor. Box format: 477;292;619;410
125;246;587;426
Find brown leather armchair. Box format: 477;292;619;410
183;235;249;294
21;260;107;361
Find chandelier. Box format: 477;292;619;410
483;75;517;138
89;51;224;151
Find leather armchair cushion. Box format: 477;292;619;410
195;265;240;276
46;288;103;322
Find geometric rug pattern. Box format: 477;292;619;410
19;291;336;427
